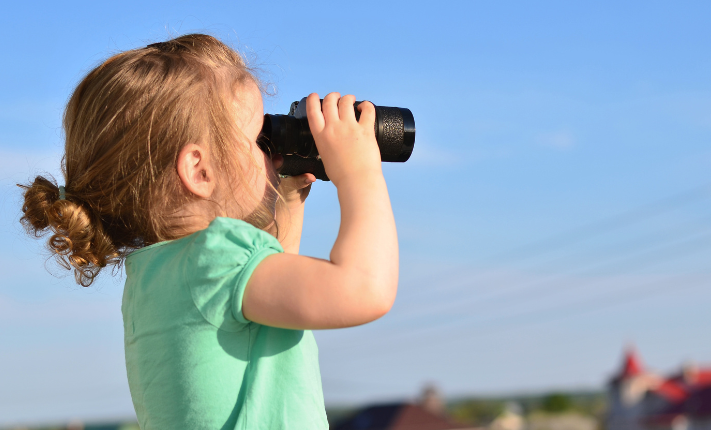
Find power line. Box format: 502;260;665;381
318;185;711;365
325;272;710;363
488;183;711;263
391;226;711;325
402;183;711;301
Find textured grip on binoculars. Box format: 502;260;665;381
376;107;405;161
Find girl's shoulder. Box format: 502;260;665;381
195;217;283;254
124;217;283;331
126;217;282;261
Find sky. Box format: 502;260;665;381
1;0;711;426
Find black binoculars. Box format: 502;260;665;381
258;97;415;181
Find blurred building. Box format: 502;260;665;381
607;348;711;430
331;386;479;430
488;403;524;430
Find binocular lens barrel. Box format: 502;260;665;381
259;99;415;181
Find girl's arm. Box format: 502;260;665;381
243;92;399;330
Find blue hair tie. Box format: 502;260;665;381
58;186;66;200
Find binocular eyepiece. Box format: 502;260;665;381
258;97;415;181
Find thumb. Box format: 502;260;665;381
280;173;316;191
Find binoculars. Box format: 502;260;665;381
258;97;415;181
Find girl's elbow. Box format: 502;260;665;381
336;269;398;326
364;278;398;321
371;298;394;321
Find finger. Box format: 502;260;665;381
288;173;316;188
322;92;341;124
357;100;376;130
339;94;357;122
279;173;316;191
301;173;316;185
305;93;325;134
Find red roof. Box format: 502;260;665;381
615;348;645;381
697;370;711;385
669;368;711;387
643;373;711;425
391;404;463;430
652;380;688;403
686;369;711;386
332;403;465;430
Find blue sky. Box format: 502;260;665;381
1;0;711;425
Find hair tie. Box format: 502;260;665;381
58;186;66;200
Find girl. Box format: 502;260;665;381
19;34;398;429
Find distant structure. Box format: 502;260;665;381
607;347;711;430
420;384;447;416
332;385;479;430
488;402;524;430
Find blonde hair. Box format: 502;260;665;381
19;34;280;287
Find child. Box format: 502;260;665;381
19;34;398;429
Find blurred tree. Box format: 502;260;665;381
541;393;573;413
448;400;505;425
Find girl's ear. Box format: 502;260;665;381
177;144;216;198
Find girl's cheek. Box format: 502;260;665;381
254;144;278;188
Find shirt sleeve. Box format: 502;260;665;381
184;217;283;331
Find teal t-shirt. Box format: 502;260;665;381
122;217;328;430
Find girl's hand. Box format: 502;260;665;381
305;92;381;187
271;155;316;208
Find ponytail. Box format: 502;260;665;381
19;176;119;287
